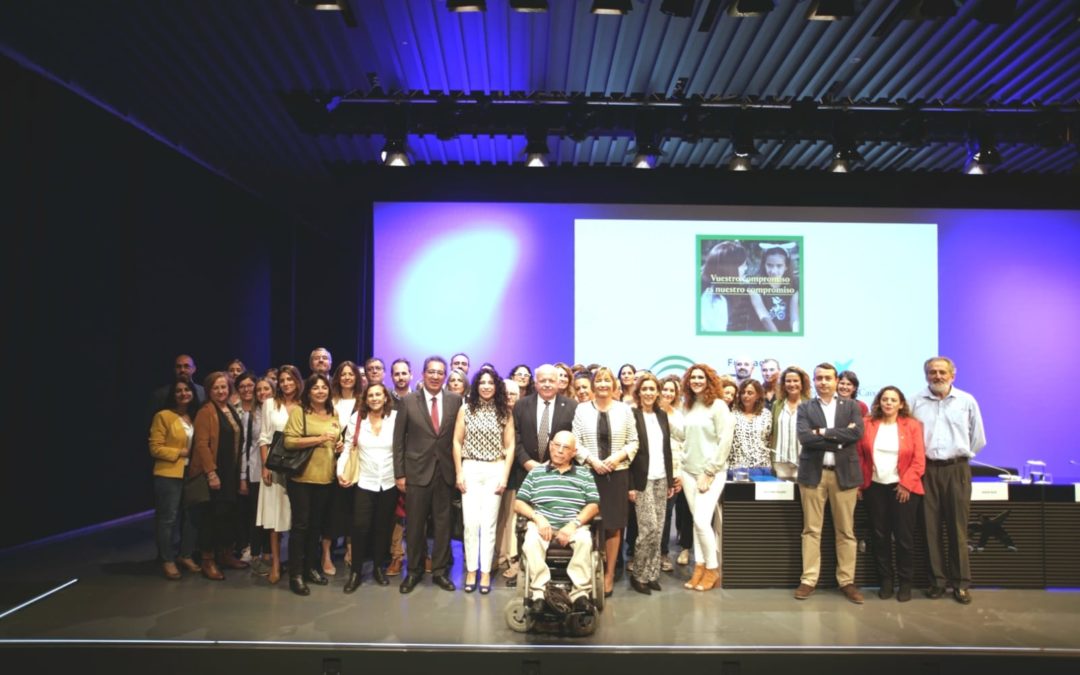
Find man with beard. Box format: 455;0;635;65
911;357;986;605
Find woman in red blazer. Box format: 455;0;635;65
857;386;925;603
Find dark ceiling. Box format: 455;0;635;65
3;0;1079;222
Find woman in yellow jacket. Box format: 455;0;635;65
148;380;199;580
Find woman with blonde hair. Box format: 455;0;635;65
573;366;639;597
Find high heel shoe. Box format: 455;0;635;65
464;571;477;593
268;563;281;585
695;567;721;591
479;573;491;595
684;564;705;590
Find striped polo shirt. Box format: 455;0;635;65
516;464;600;530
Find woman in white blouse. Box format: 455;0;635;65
769;366;810;481
339;382;400;592
452;368;515;594
573;366;639;597
257;364;302;584
679;363;734;592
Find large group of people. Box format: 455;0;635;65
149;350;985;608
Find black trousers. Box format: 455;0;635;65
195;495;238;553
864;481;922;585
351;486;399;573
404;477;453;576
286;481;331;577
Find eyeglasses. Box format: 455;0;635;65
425;369;446;376
549;442;574;451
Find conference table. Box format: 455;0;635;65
719;477;1080;589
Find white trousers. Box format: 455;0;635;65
681;470;727;569
461;459;504;573
522;521;594;601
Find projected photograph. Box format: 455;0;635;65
697;235;803;336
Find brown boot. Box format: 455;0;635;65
684;564;705;590
696;567;721;591
162;561;181;580
386;558;403;576
219;550;249;570
177;556;201;572
201;554;224;581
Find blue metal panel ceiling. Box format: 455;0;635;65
1;0;1077;199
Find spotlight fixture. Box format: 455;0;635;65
633;149;660;169
447;0;486;12
728;0;775;18
828;146;863;173
806;0;856;21
964;141;1001;174
660;0;695;18
510;0;548;12
524;130;550;167
728;129;759;171
295;0;343;10
591;0;633;16
381;138;410;167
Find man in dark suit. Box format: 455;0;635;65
393;355;463;593
514;364;578;473
794;362;865;604
149;354;206;421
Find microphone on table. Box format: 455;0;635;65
970;459;1020;482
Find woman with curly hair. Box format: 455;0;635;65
452;367;516;594
679;363;734;591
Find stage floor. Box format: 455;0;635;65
2;514;1078;658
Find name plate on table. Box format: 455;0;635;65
755;482;795;501
971;482;1009;501
1075;484;1080;503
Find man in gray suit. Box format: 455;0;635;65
393;355;463;593
794;362;865;604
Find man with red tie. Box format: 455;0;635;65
393;355;463;593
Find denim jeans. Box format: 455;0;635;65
153;476;183;562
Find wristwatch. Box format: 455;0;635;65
571;518;582;528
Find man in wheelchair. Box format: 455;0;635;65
513;430;601;622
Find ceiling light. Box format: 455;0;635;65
591;0;633;16
633;150;659;169
447;0;486;12
806;0;856;21
381;138;410;167
728;0;775;18
510;0;548;12
295;0;342;10
964;142;1001;174
829;146;862;173
729;129;759;171
524;134;550;167
660;0;695;18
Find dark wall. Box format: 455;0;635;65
2;57;286;548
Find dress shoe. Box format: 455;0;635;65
322;560;337;577
878;578;895;600
840;584;865;604
290;575;310;596
343;572;362;594
684;563;705;590
201;556;224;581
220;552;249;570
399;574;422;594
925;586;946;599
305;568;329;586
676;549;690;566
478;573;491;595
953;588;973;605
647;580;662;591
177;556;201;573
372;566;389;586
386;558;403;576
793;583;815;600
464;571;477;593
630;577;652;595
695;568;721;591
897;583;912;603
162;561;181;580
433;574;456;591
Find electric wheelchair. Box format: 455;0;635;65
504;514;605;636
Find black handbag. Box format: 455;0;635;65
182;472;210;507
264;412;315;475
